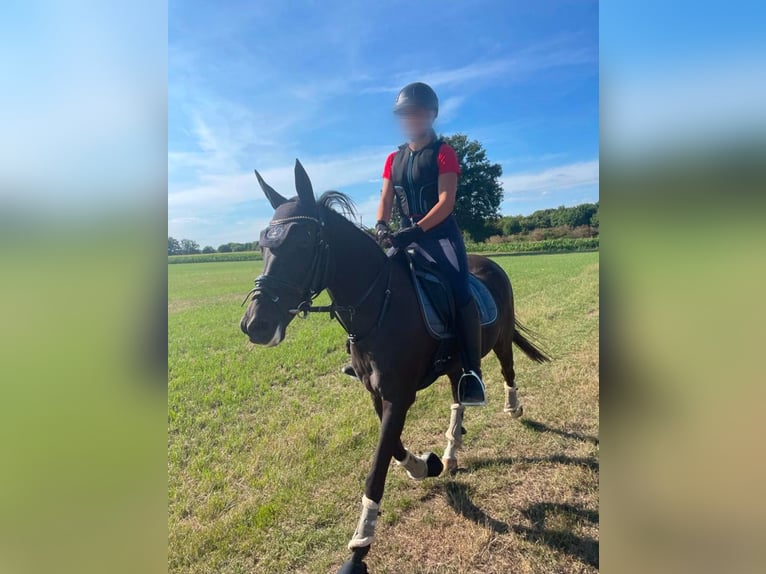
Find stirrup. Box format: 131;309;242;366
458;370;486;407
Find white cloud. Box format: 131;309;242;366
354;194;382;228
438;96;465;123
168;212;273;248
168;148;390;210
501;159;599;199
421;59;516;88
363;40;596;94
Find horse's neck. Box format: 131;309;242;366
323;212;387;308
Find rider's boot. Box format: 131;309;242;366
456;300;486;406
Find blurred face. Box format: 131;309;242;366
396;107;435;141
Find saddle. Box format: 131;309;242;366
403;246;498;340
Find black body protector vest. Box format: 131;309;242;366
390;137;443;226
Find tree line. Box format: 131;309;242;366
168;201;598;256
486;202;599;244
168;237;259;256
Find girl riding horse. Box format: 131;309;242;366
374;82;486;406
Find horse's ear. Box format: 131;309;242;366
254;169;288;209
294;159;316;206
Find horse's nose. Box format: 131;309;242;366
240;312;251;335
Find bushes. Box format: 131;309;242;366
495;202;599;239
486;225;597;244
464;237;598;254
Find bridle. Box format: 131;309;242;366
241;215;330;319
241;213;392;343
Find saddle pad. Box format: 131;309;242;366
414;271;498;340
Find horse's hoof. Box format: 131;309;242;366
442;457;458;474
337;559;368;574
505;405;523;418
424;452;443;477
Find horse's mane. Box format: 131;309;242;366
317;190;382;250
318;190;357;220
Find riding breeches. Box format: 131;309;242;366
412;216;471;307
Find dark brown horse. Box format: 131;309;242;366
241;161;550;574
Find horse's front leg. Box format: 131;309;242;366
373;394;442;482
340;396;409;574
441;371;466;473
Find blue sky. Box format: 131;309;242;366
168;0;598;247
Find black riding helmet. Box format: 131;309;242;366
393;82;439;118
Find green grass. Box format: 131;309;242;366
168;252;599;573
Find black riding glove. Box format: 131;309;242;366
390;224;424;249
375;220;391;247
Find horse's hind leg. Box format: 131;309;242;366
441;371;465;473
494;335;523;418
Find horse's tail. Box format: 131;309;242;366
513;320;551;364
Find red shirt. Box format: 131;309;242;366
382;143;461;179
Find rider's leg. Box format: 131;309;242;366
455;298;486;405
425;230;486;406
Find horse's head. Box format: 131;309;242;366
240;160;325;346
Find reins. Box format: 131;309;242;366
331;262;392;344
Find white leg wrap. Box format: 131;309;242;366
396;450;428;481
445;403;464;448
443;441;458;461
504;384;522;415
443;403;464;463
348;495;379;549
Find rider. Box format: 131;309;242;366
375;82;486;406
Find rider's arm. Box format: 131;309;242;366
415;172;457;231
376;177;395;224
376;152;397;224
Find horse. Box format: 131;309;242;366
240;160;550;574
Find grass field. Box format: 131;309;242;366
168;252;599;574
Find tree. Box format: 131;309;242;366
202;246;215;254
168;236;181;256
500;216;522;236
179;239;200;255
441;133;503;241
218;243;233;253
